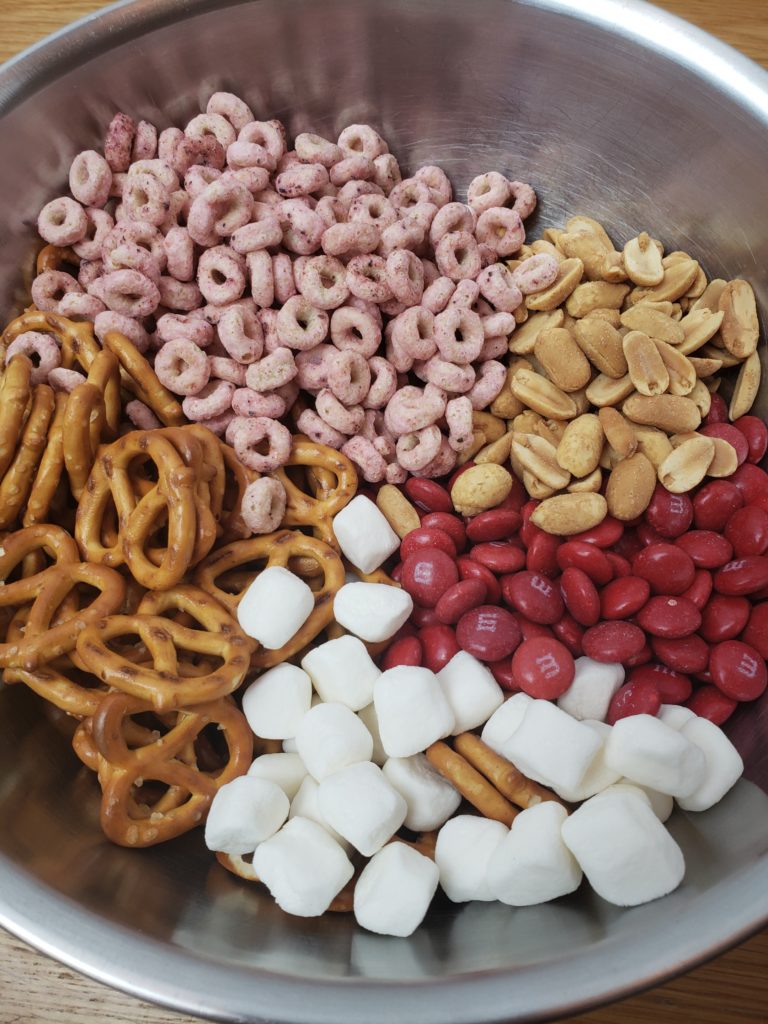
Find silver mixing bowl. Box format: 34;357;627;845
0;1;767;1020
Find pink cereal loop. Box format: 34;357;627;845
258;308;281;353
414;165;452;208
245;348;298;392
330;306;381;357
386;462;408;484
272;253;297;305
475;207;525;258
198;409;235;437
385;329;414;374
326;349;371;406
296;408;347;449
422;276;456;315
73;208;114;261
126;399;162;430
100;269;160;317
434;230;482;282
232;388;286;419
482;311;515;339
184;165;222;199
227;139;274;172
341;436;387;483
509;180;538;220
434;307;484;364
378;219;424;258
154;338;210;396
246;250;275;308
295;344;337;392
121;173;170;227
276;164;329;199
278;199;325;255
315;389;365;435
298;255;349;310
209;356;247;386
101;221;166;266
95;311;151;353
31;271;82;313
132;121;158;162
276;296;329;351
469;360;508;410
159;277;203;311
47;367;86;394
386;248;424;307
105;113;137;173
429;202;475;247
6;332;61;385
69;151;112;208
348;193;397;229
389;178;432;213
383;384;444;437
391;306;437;361
478;243;498;269
164;226;195;282
337;180;383;207
422;259;439;287
57;293;106;321
337;125;388;161
238;121;286;166
479;335;509;361
295;133;342;168
241;477;287;535
156;312;213;349
182;379;235;420
78;259;103;289
396;424;442;472
448;278;481;310
363;356;397;410
159;127;184;164
198;246;246;305
196;176;253;239
218;305;264;363
420;355;476;394
37;198;87;247
186;112;237;151
372;153;401;195
411;435;457;479
467;171;510;215
104;242;162;284
445;396;474;453
315;196;347;229
321;221;379;258
330;156;374;187
476;262;523;313
233;417;292;472
224;166;271;195
345;254;393;304
230;207;282;253
207;93;255;133
347;295;383;327
511;253;560;295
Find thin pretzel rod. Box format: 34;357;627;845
453;733;568;812
425;741;518;826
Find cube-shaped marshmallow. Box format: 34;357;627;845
438;651;504;734
242;664;312;740
557;657;624;722
658;704;696;731
434;815;508;903
604;714;706;798
318;761;407;856
354;841;439;937
289;774;352;853
332;495;401;574
334;582;413;643
382;754;461;831
358;703;387;766
204;776;289;855
677;717;744;812
611;781;673;822
480;693;532;757
247;752;308;800
301;635;380;711
555;720;622;803
295;701;373;781
237;566;314;649
374;666;455;758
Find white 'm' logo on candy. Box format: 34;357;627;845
739;653;759;678
535;653;560;679
531;576;552;596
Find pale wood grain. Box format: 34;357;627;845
0;1;767;1022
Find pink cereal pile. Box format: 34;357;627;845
25;93;558;517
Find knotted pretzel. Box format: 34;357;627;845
36;244;79;276
273;436;357;548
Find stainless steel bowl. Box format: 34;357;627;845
1;1;767;1021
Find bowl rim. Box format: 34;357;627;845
1;1;768;1021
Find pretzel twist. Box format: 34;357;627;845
36;244;79;276
272;436;357;547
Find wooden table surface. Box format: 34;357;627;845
1;1;767;1022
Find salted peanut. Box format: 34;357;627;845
707;378;722;393
512;433;571;490
513;409;548;435
565;216;615;251
620;305;684;344
570;388;591;415
689;379;712;419
566;281;630;318
457;430;488;465
508;309;565;355
729;349;761;421
530;239;565;263
707;438;739;478
677;308;724;355
623;393;701;434
525;258;584;312
699;343;741;368
598;407;637;459
567;467;603;493
605;451;657;520
719;280;759;359
653;339;696;396
628;259;699;305
451;463;514;516
523;470;556;499
530;491;608;536
689;356;723;379
514;304;529;325
585;373;635;407
635;299;679;317
559;232;625;282
633;425;673;469
584;308;622;328
475;432;514;465
490;365;527;419
623;232;664;287
544;418;567;443
685;265;708;299
658;437;715;494
691;278;727;314
543;227;567;248
509;368;579;420
473;411;506;443
573;319;628;378
623;331;669;396
376;484;421;539
533;327;592;392
556;414;604;477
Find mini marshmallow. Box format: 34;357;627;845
332;495;401;574
358;703;387;766
561;788;685;906
242;664;312;740
318;761;407;856
382;754;461;831
480;693;532;757
354;841;440;937
612;781;674;822
503;699;602;798
248;752;308;800
237;565;314;649
204;776;289;855
289;774;352;852
295;701;373;781
658;704;696;731
677;717;744;812
555;720;622;803
301;635;380;711
435;815;508;903
438;651;504;734
334;582;413;643
252;816;354;917
374;666;455;758
604;714;706;798
486;802;582;906
557;658;624;722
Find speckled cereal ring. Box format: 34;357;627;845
230;208;282;252
295;133;342;168
337;124;387;160
184;165;222;199
198;177;254;240
73;208;114;261
241;477;287;535
276;163;329;199
508;180;537;220
479;335;509;361
420;355;476;394
428;202;474;248
476;263;523;313
294;408;345;449
154;338;210;396
295;344;337;392
383;384;444;437
275;296;329;351
244;348;298;392
414;165;452;208
104;242;162;284
347;295;383;326
121;173;170;226
434;307;484;365
481;311;515;339
101;221;166;267
384;329;414;374
232;388;286;419
315;389;365;435
388;178;432;214
321;222;380;258
378;219;424;258
448;279;481;310
162;227;194;282
225;166;271;195
218;305;264;363
337;180;383;207
242;250;273;309
421;276;456;315
78;260;103;289
278;199;324;255
330;306;381;358
159;126;184;164
475;207;525;258
132;121;158;161
326;350;371;406
362;356;397;410
315;196;346;229
95;311;151;353
411;435;457;479
396;424;443;472
160;277;203;311
469;360;508;410
467;171;510;215
511;253;560;295
37;198;88;247
258;309;281;353
445;395;475;453
386;462;407;484
330;156;374;188
348;193;397;229
345;254;393;304
434;230;481;281
155;313;212;349
48;367;87;393
31;271;82;313
5;332;61;384
238;121;286;166
296;255;348;310
198;409;235;437
182;379;235;420
268;254;294;306
208;92;254;133
186;112;237;151
69;150;112;208
197;246;246;305
99;269;161;317
105;113;137;173
391;306;436;361
126;399;162;430
385;248;424;307
478;243;499;269
57;293;106;321
226;139;274;172
209;357;247;386
232;416;291;472
342;435;387;483
372;154;401;195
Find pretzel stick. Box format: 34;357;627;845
453;733;568;811
426;741;518;826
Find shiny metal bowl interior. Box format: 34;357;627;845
1;1;768;1021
